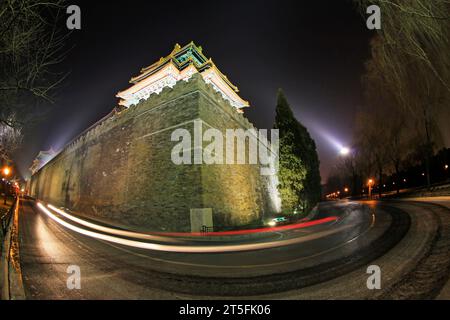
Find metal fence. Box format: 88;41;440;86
1;199;15;238
200;225;214;234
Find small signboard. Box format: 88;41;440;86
190;208;213;233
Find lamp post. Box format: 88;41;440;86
368;179;374;199
2;166;11;205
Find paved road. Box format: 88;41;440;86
15;197;450;299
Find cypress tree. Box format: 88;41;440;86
274;89;322;214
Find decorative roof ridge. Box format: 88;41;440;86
118;42;248;109
130;42;240;92
139;41;206;73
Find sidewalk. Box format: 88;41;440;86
403;196;450;202
385;182;450;199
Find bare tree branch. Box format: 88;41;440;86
0;0;70;160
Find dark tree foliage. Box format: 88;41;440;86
274;89;321;214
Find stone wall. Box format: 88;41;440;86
30;74;279;232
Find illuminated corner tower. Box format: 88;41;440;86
30;42;280;233
115;42;280;231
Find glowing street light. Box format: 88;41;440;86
445;164;449;170
344;187;349;193
2;166;11;205
339;147;350;156
368;179;374;199
2;166;10;177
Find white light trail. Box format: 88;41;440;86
37;202;349;253
47;204;180;243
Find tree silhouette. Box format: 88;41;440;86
274;89;321;214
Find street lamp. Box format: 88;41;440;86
2;166;11;205
339;147;350;156
368;179;374;199
2;167;10;176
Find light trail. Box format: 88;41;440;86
47;203;338;237
151;217;338;237
37;202;343;253
47;204;182;243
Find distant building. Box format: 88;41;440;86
29;148;58;175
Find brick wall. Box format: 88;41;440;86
30;74;279;232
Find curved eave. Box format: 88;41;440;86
209;63;240;93
201;67;249;108
117;61;181;98
131;58;171;83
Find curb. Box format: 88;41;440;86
0;198;26;300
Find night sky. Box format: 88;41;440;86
14;0;373;181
